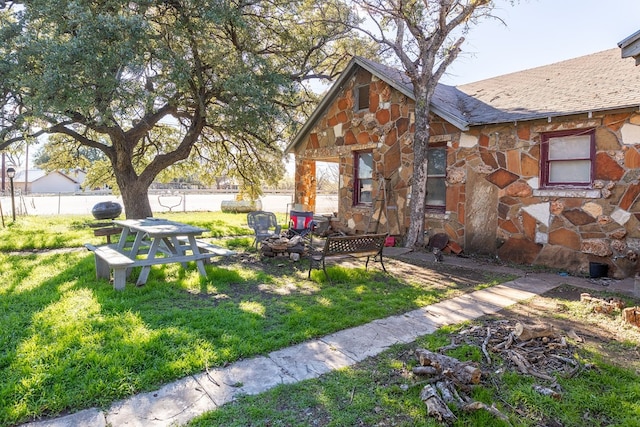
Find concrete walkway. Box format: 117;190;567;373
23;252;636;427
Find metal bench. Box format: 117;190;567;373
85;243;135;290
308;233;388;280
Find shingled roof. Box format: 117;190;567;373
286;48;640;153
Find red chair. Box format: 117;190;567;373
287;210;315;240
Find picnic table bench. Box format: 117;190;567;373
308;233;388;280
85;218;236;290
85;239;236;290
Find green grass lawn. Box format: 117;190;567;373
0;212;506;426
2;212;639;427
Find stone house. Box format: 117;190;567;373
284;48;640;278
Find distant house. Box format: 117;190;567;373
11;169;82;194
285;48;640;278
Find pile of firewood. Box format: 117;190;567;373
260;235;306;258
411;320;587;425
580;292;640;328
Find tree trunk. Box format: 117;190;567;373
115;167;153;219
404;94;432;249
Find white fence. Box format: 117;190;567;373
0;191;339;217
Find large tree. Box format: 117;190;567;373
0;0;365;217
352;0;498;248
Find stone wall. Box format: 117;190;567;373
292;67;416;235
445;112;640;278
292;65;640;277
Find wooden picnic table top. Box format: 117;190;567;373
114;218;206;237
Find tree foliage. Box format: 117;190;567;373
0;0;369;217
351;0;500;247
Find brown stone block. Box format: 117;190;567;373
369;91;379;112
458;203;465;225
327;115;338;127
564;209;596;226
479;148;498;169
625;147;640;169
496;151;507;168
376;109;390;125
603;112;630;131
581;232;606;239
498;202;510;220
595;152;625;181
383;144;401;177
336;111;349;124
385;128;398;146
397;117;410;136
522;211;537;240
499;219;520;234
506;149;521;175
390;104;401;121
517;126;531;142
521;153;539;178
337;97;350;111
620;182;640;211
486;168;519;189
309;133;319;149
549;215;566;232
446;184;460;208
344;130;357;145
535;245;588;276
479;133;490;147
596;127;621;150
357;132;371;145
581;239;613;257
549;228;581;250
497;237;542;265
505;181;533;198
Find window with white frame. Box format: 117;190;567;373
541;129;595;187
354;151;373;205
426;146;446;211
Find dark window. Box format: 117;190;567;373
540;129;595;187
426;146;446;211
354;151;373;205
356;84;370;111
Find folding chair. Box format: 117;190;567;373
247;211;282;248
286;211;317;252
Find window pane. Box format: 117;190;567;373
549;160;591;183
357;85;370;110
359;178;373;203
427;148;446;175
358;152;373;179
548;135;591;160
426;177;446;206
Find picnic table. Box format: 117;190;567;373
86;218;235;290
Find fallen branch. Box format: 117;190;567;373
420;384;457;425
514;322;557;341
415;348;481;384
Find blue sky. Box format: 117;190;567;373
440;0;640;86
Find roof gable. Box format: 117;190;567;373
287;49;640;153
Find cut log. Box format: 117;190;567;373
513;322;556;341
415;348;481;384
420;384;457;424
412;366;438;376
580;293;625;314
623;306;640;328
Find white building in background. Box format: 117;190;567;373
11;169;84;194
